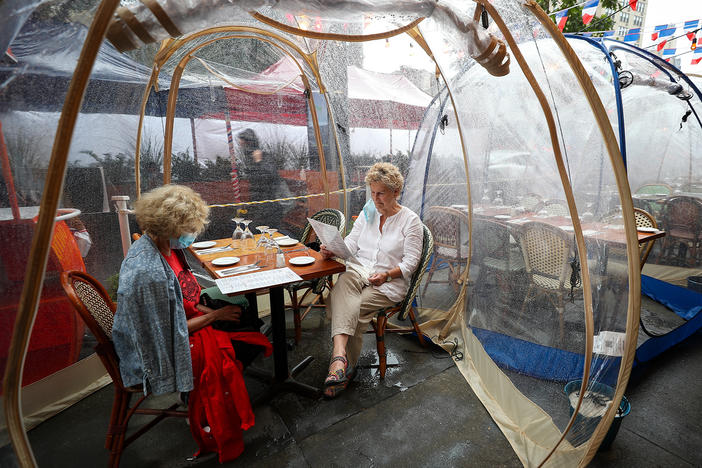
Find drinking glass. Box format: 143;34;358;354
231;217;244;249
266;228;278;248
255;225;269;248
493;190;504;206
481;188;491;204
241;219;255;250
262;236;277;267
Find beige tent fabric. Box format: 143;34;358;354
0;354;110;447
642;263;702;287
420;313;588;467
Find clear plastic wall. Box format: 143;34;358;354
565;36;702;364
2;1;641;466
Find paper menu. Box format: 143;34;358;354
306;217;360;264
215;267;302;295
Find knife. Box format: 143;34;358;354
217;265;261;277
196;245;233;255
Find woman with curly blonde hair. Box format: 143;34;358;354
320;162;423;398
112;184;271;462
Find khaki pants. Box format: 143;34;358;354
329;270;395;367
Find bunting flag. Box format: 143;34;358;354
581;0;599;25
659;27;676;38
555;9;569;32
624;29;640;42
657;40;667;51
693;57;702;65
603;31;614;37
684;20;699;30
662;48;676;56
692;50;702;65
687;31;697;41
628;0;637;10
651;24;667;41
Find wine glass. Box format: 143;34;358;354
231;217;244;248
256;225;269;248
266;228;278;247
481;188;491;204
241;219;255;250
493;190;504;206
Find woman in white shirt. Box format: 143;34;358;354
320;162;423;398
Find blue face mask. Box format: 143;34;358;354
169;233;196;249
362;198;376;223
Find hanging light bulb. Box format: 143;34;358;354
692;36;697;51
385;38;390;48
409;41;415;56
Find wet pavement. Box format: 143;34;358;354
2;299;701;467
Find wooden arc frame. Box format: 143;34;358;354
251;12;424;43
138;28;334;208
1;1;122;466
411;0;632;465
522;2;640;466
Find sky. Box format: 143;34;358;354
639;0;702;72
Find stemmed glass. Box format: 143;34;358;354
493;190;504;206
255;225;270;248
241;219;255;250
263;228;278;266
231;217;244;248
266;228;279;246
481;188;491;204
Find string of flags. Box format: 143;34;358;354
548;2;702;63
551;0;638;32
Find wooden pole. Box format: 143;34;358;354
2;1;120;465
0;122;21;220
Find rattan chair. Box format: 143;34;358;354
422;206;469;294
60;271;188;467
285;208;345;343
366;223;434;378
542;200;569;217
518;222;580;341
520;193;543;213
634;183;673;196
656;196;702;266
473;218;525;293
634;208;659;269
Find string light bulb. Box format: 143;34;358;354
385;38;390;48
692;36;697;51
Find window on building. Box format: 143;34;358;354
620;12;629;23
637;1;645;12
633;15;643;27
618;27;627;37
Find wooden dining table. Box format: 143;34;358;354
189;234;346;401
463;205;666;273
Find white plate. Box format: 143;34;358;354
637;227;660;233
192;241;216;249
212;256;240;266
276;238;299;247
494;214;511;219
289;256;315;266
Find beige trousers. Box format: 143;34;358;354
329;270;396;368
